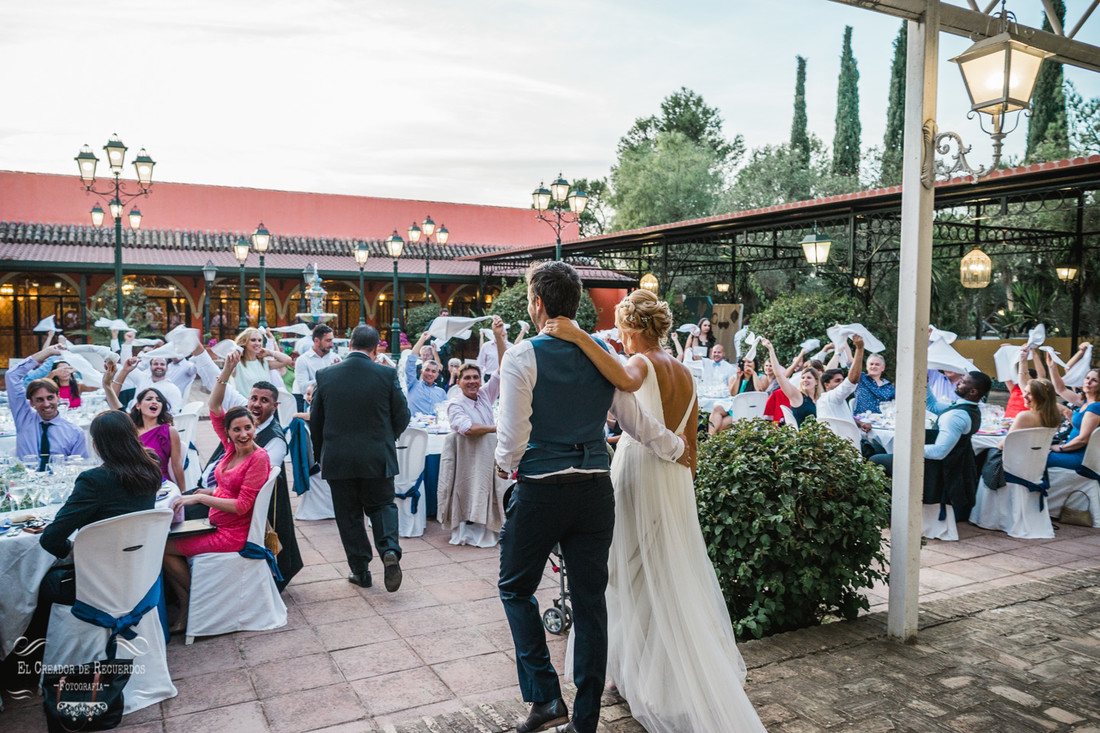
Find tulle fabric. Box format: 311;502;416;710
575;355;766;732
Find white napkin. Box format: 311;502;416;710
800;338;820;352
34;315;59;332
592;328;620;344
927;337;973;374
94;317;130;332
165;325;200;357
826;323;886;354
270;323;314;337
131;338;162;347
138;343;183;360
742;332;760;362
928;325;957;344
427;316;492;342
518;320;530;332
1038;345;1066;368
992;344;1023;384
677;323;700;335
210;339;242;359
1062;343;1094;388
1026;324;1046;349
53;349;104;387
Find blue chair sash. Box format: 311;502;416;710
1005;469;1050;511
395;471;425;515
1077;466;1100;482
240;541;284;582
288;418;312;496
71;576;162;657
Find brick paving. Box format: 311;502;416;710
2;417;1099;731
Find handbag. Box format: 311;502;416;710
264;480;282;555
1057;489;1094;527
43;658;132;732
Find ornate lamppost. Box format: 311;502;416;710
202;260;217;337
354;242;369;326
531;173;587;261
233;238;250;330
250;223;271;328
385;231;405;359
75;134;155;318
407;215;450;303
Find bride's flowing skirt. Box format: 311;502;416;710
605;439;766;733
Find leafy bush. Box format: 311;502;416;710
489;280;599;333
696;418;890;639
746;293;865;364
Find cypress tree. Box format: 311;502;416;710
1026;0;1068;160
832;26;861;176
791;56;810;167
881;22;907;185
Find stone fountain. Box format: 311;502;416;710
296;263;337;325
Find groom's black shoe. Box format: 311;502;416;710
516;697;569;732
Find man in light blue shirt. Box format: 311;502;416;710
5;346;88;470
404;354;447;417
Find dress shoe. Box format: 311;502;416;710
516;697;568;733
347;571;371;588
382;551;402;592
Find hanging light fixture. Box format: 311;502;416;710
716;282;730;293
1056;265;1079;283
531;182;551;212
800;224;831;265
639;273;659;294
550;173;570;203
853;276;867;289
960;248;992;288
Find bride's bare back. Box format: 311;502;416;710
632;348;696;431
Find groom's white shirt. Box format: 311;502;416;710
495;340;685;477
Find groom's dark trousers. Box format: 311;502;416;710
499;473;614;733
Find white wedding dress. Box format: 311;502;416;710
604;354;766;732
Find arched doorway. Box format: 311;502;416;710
208;279;279;341
0;274;80;358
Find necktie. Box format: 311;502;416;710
38;422;51;472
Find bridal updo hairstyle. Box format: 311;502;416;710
616;289;673;345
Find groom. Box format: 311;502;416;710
495;262;690;733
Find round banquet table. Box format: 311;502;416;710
871;427;1005;454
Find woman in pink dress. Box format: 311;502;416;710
162;400;269;631
105;372;185;485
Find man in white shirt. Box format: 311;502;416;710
477;321;529;378
816;335;865;426
293;324;341;403
449;317;507;435
166;357;198;404
114;356;184;414
698;343;736;385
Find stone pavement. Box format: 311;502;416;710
2;416;1099;731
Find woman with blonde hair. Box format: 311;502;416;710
542;289;765;733
999;378;1061;448
760;337;819;426
232;327;291;395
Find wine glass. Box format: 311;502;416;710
21;454;40;472
7;479;26;510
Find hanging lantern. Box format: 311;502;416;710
853;276;867;289
639;273;659;294
960;248;992;288
1056;265;1079;283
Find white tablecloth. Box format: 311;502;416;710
872;428;1004;454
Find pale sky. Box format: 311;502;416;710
2;0;1098;208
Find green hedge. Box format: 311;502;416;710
696;418;890;638
746;293;865;365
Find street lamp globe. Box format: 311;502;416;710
951;32;1051;118
354;242;370;266
1056;266;1079;283
133;148;155;188
109;198;124;220
436;224;449;246
800;232;832;265
550;173;570;203
251;222;271;253
90;204;105;228
386;231;405;259
202;260;218;285
422;215;435;238
407;222;422;244
567;188;588;215
128;207;142;231
103;133;128;173
532;183;551;212
75;145;99;186
234;238;251;263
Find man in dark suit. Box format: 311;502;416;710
311;325;410;591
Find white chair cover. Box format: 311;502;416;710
44;508;177;714
970;427;1057;539
276;390;296;432
180;401;203;416
394;428;429;537
728;391;767;421
293;421;334;521
185;466;287;643
780;405;798;429
1047;429;1100;528
921;504;958;541
436;432;508;548
822;416;862;451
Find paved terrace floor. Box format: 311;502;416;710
3;420;1099;732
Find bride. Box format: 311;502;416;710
545;290;765;733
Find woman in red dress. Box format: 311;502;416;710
162;391;269;631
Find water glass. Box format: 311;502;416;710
21;454;41;472
8;479;26;508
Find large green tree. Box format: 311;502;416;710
790;56;810;169
1067;81;1100;156
1026;0;1068;161
609;130;725;230
616;87;744;167
832;26;862;177
880;22;907;186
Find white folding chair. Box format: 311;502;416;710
970;427;1057;539
822;416;862;451
173;412;201;491
181;401;203;416
276;391;296;435
1047;429;1100;528
293;421;334;521
185;466;287;644
394;428;429;538
780;405;798;429
43;508;177;714
728;391;767;421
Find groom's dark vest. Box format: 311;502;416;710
518;335;616;479
923;402;982;522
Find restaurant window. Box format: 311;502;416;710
0;276;81;361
